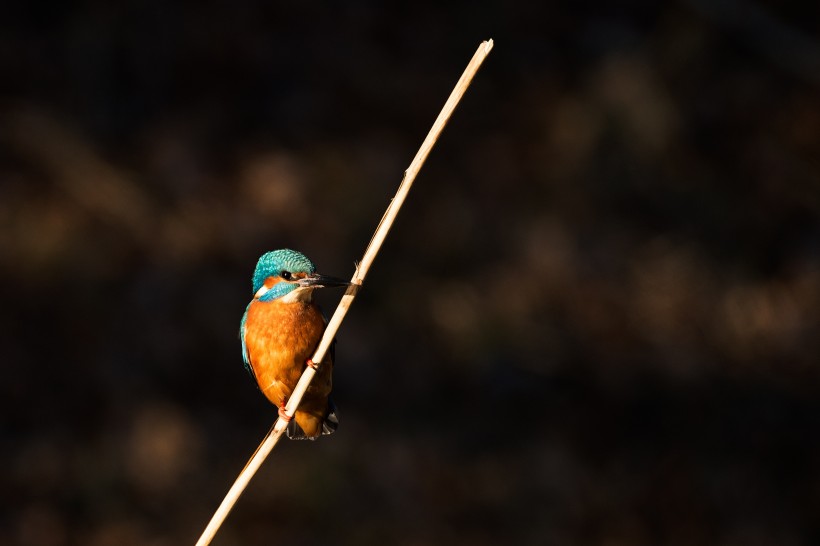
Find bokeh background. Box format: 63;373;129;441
2;2;819;545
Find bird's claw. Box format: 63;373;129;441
278;405;292;422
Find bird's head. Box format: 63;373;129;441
251;249;349;303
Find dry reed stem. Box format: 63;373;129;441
196;38;493;546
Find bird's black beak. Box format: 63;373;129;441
297;273;350;289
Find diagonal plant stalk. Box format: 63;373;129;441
196;39;493;546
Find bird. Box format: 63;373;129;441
240;249;349;440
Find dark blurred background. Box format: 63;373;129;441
2;1;819;545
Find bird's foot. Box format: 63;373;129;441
306;358;318;370
278;404;292;422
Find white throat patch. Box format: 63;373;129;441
280;286;314;303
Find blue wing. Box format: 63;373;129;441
239;302;257;381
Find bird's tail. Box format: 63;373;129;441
286;399;339;440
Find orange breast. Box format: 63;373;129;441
243;298;332;416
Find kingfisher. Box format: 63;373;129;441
240;249;349;440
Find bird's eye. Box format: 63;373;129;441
280;270;292;280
